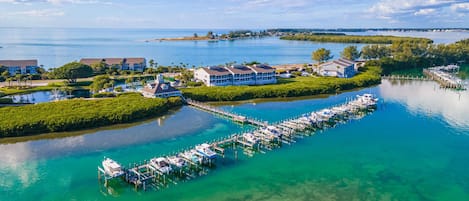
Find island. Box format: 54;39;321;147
148;30;270;42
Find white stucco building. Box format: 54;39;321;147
194;64;277;86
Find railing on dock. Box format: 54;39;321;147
423;67;466;90
381;75;431;81
98;95;379;192
186;99;268;127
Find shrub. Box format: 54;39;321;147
187;81;204;87
0;98;13;104
92;92;116;98
114;86;123;92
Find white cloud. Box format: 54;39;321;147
451;2;469;11
0;0;111;4
12;9;65;17
414;8;436;15
368;0;469;22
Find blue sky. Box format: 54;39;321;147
0;0;468;28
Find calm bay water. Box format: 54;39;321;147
1;80;469;201
1;28;468;69
1;29;469;200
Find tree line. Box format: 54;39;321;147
0;94;183;137
280;34;433;44
311;38;469;75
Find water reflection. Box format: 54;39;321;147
380;79;469;129
0;143;39;189
0;107;219;163
8;90;90;104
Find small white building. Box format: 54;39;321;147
316;58;356;78
194;64;276;86
141;74;182;98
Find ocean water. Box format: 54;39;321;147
1;80;469;201
1;28;468;69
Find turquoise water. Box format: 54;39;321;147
1;80;469;200
1;28;468;69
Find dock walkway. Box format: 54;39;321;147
423;65;466;90
98;94;379;191
186;99;267;127
382;75;431;81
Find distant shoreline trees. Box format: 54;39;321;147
281;34;433;44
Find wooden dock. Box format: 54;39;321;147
186;99;268;127
98;94;380;192
382;75;431;81
423;66;466;90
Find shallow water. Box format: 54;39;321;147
1;80;469;201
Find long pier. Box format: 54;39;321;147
423;65;466;90
98;94;379;191
186;99;268;127
381;75;431;81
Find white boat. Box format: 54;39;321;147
167;156;187;168
317;109;336;120
261;126;282;137
282;121;306;130
179;150;203;164
356;94;379;107
242;133;259;145
195;143;217;160
297;116;314;126
102;158;125;177
149;157;172;174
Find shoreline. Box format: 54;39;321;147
0;106;183;144
0;95;183;138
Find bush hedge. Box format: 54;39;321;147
0;98;13;104
92;92;116;98
182;66;382;101
0;94;182;137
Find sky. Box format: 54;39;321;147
0;0;468;28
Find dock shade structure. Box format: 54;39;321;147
194;64;277;86
0;59;39;75
79;57;146;72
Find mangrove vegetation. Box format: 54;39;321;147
0;94;183;137
280;34;433;44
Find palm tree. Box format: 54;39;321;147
28;74;33;86
6;77;12;87
149;59;155;69
1;71;9;79
15;74;22;87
